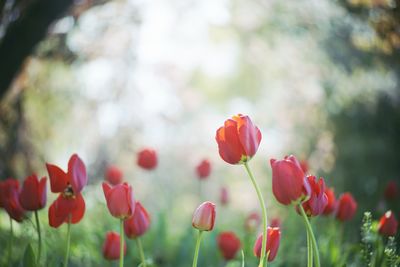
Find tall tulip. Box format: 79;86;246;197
196;159;211;179
103;232;127;260
217;232;241;261
378;210;398;237
105;165;123;185
220;187;229;205
137;148;158;170
253;227;281;262
335;193;357;222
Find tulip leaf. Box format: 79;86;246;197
22;244;37;267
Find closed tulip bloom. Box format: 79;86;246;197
384;180;398;201
299;176;328;217
378;210;398;237
220;187;229;205
217;231;241;260
196;159;211;179
105;165;123;185
1;179;25;222
216;114;262;165
323;187;336;215
269;218;281;228
19;174;47;211
253;227;281;262
192;201;216;231
124;202;151;239
102;231;127;260
270;155;310;206
103;182;135;219
137;148;158;170
335;193;357;222
244;212;261;232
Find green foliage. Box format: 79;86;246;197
384;237;399;267
361;212;374;266
22;244;37;267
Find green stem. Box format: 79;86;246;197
244;162;268;267
8;217;13;267
119;219;124;267
135;238;146;267
63;215;71;267
34;210;42;264
307;228;313;267
192;230;204;267
299;205;320;267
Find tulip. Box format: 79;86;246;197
335;193;357;222
245;212;261;232
196;159;211;179
19;174;47;211
322;187;336;215
378;210;398;237
269;218;281;228
124;202;151;239
192;201;216;231
102;232;127;260
253;227;281;262
217;231;241;261
215;114;261;165
105;165;123;185
299;176;328;217
137;148;158;170
270;155;310;206
0;179;25;222
103;182;135;219
220;187;229;205
384;180;398;201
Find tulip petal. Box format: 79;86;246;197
68;154;88;194
48;195;70;228
69;193;85;224
237;115;261;157
46;163;69;193
216;126;242;164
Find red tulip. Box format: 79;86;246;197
102;231;127;260
378;210;398;237
192;201;216;231
298;176;328;217
322;187;336;215
105;165;123;185
46;154;88;228
384;180;398;201
217;231;241;261
196;159;211;179
124;202;151;239
216;114;262;165
19;174;47;211
335;193;357;222
103;182;135;219
0;179;25;222
300;160;309;174
253;227;281;262
269;218;281;228
270;155;310;206
220;187;229;205
137;148;158;170
244;212;261;232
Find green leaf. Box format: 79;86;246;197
22;244;37;267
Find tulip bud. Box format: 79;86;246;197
253;227;281;262
216;114;262;165
105;165;123;185
0;179;25;222
384;180;398;201
103;182;135;219
378;210;398;237
192;201;216;231
244;212;261;232
196;159;211;179
322;187;336;215
335;193;357;222
19;174;47;211
270;155;310;205
220;187;229;205
124;202;151;239
298;176;328;217
102;231;127;260
137;148;158;170
217;231;241;261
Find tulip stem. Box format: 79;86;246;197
192;230;204;267
299;205;320;267
244;162;268;267
120;219;124;267
34;210;42;263
136;238;146;267
63;215;71;267
8;217;13;267
307;229;313;267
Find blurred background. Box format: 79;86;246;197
0;0;399;266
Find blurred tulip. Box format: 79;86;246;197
378;210;398;236
270;155;310;205
253;227;281;262
245;212;261;232
196;159;211;179
192;201;216;231
215;114;262;165
323;187;336;215
103;182;135;219
137;148;158;170
0;179;25;222
335;193;357;222
124;202;151;239
269;218;281;228
102;231;127;260
298;176;328;217
46;154;88;228
217;231;241;260
384;180;398;200
105;165;123;185
19;174;47;211
300;159;309;174
220;187;229;205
